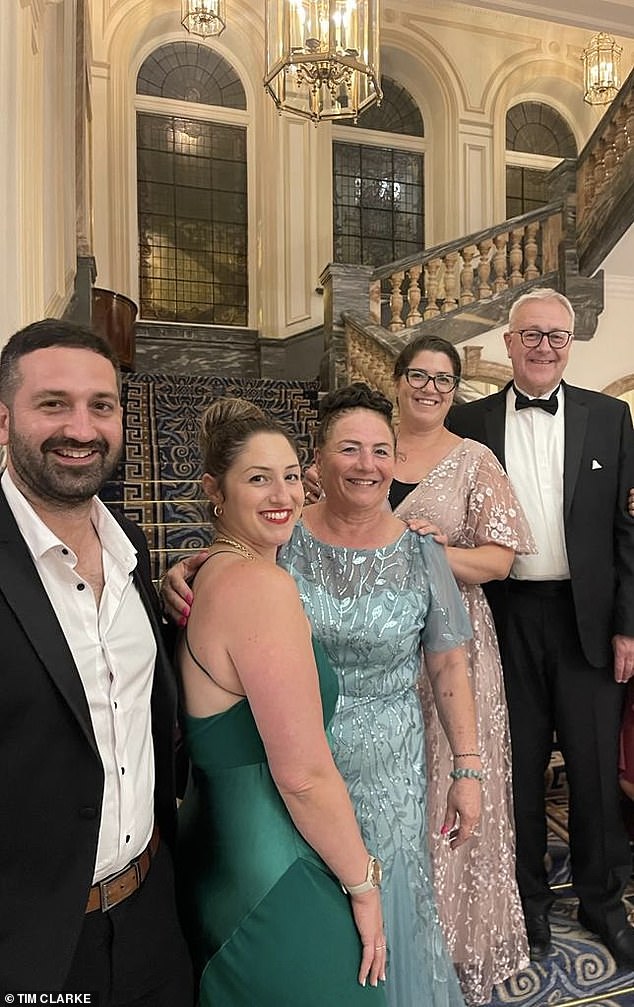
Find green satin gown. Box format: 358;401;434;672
177;638;387;1006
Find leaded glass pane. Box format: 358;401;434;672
333;141;424;266
137;112;248;324
137;42;246;110
506;102;576;157
505;165;549;219
342;77;424;137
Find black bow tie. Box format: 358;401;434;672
514;385;559;415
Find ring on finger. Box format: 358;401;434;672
375;943;387;950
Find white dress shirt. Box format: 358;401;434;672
2;469;156;881
504;383;570;581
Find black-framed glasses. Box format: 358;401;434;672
404;368;459;393
511;329;573;349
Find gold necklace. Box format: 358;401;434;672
212;535;256;561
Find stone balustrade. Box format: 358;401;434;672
578;65;634;226
368;202;564;333
322;78;634;394
577;65;634;274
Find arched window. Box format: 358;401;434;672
136;43;248;325
332;77;425;266
505;101;577;218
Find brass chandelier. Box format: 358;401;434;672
581;32;622;105
181;0;226;38
264;0;381;123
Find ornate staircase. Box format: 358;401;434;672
320;65;634;398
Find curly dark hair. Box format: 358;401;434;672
316;382;395;448
393;334;461;382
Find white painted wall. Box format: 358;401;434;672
0;0;77;336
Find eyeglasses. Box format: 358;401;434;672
403;368;459;393
511;329;573;349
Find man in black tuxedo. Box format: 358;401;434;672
0;320;192;1003
448;288;634;966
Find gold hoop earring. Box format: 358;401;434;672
213;503;223;518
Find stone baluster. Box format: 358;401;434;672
477;239;493;300
492;233;508;294
523;222;540;280
387;271;405;332
614;105;628;163
364;338;375;385
405;264;423;327
460;245;477;305
423;258;442;318
603;119;617;180
593;136;608;196
508;228;524;287
583;154;596;210
369;279;382;323
441;252;459;313
378;357;393;402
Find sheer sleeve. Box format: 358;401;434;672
415;534;473;653
465;442;536;554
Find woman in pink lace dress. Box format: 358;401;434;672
390;335;533;1004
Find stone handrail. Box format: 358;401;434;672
369;202;564;332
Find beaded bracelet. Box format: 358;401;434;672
449;767;483;782
453;752;480;759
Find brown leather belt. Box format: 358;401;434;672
86;824;159;913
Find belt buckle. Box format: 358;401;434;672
99;858;141;913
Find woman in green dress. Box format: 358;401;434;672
175;397;387;1007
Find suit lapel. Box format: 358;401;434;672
0;492;98;754
562;383;588;519
483;385;510;470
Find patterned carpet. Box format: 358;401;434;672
100;372;321;581
488;755;634;1007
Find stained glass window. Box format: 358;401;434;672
137;42;246;109
137;113;247;324
333;78;424;266
505;102;577;218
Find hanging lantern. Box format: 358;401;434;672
582;32;622;105
181;0;226;38
264;0;381;123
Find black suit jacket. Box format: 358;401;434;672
447;381;634;667
0;487;179;989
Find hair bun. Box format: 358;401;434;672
200;397;266;448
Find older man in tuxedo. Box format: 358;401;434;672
448;289;634;966
0;319;192;1003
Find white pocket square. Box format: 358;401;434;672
592;459;602;470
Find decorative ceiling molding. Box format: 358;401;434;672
450;0;634;37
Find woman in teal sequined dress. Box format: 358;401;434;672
175;398;387;1007
278;384;480;1007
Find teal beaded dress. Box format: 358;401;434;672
279;525;472;1007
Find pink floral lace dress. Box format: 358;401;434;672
393;438;534;1005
